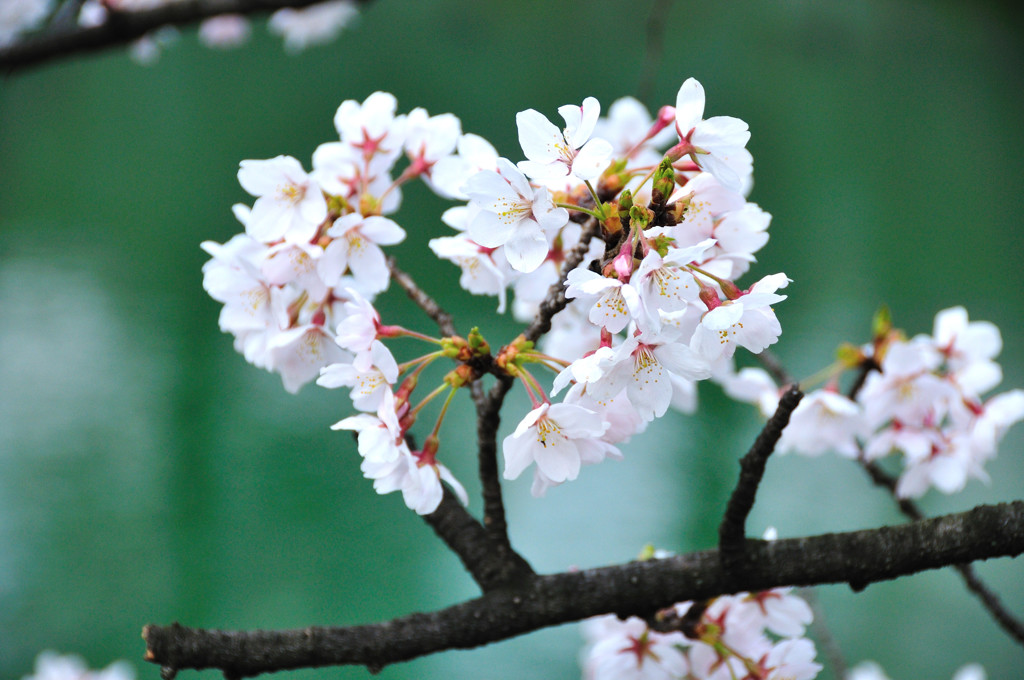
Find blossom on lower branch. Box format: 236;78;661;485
581;586;821;680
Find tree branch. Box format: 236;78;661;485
719;385;803;569
0;0;373;74
143;500;1024;677
523;217;601;344
420;485;533;593
386;257;458;338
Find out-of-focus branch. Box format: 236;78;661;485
143;500;1024;677
718;385;803;570
0;0;373;73
387;257;458;338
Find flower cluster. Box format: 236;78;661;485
204;80;785;509
728;306;1024;498
203;91;485;513
581;584;820;680
71;0;357;63
445;79;785;495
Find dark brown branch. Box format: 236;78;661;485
387;257;458;338
143;500;1024;677
523;217;601;343
719;385;803;569
475;376;516;545
0;0;373;74
421;486;533;593
859;457;1024;645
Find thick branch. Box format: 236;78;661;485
144;501;1024;677
475;376;516;545
860;457;1024;645
421;486;533;593
719;385;803;568
0;0;372;74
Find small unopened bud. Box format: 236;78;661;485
698;282;721;310
872;305;893;340
628;204;654;231
719;278;742;300
651;159;676;208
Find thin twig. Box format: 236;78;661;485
475;376;516;546
387;257;457;338
719;386;804;570
798;587;848;679
143;500;1024;677
858;456;1024;645
1;0;374;73
756;348;796;387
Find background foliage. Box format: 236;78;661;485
1;1;1022;678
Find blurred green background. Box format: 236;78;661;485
2;1;1023;678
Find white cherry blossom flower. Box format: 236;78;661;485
333;91;407;170
674;78;752;193
778;389;865;458
238;155;328;244
269;0;357;53
198;14;251;48
267;323;350;393
564;267;642;334
464;158;568;272
690;273;789;361
430;133;500;200
516;97;614;182
319;213;405;293
594;328;712;422
581;615;689;680
317;340;398;412
502;402;609;486
22;651;134;680
428;234;509;312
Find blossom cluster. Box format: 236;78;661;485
203;80;787;511
581;583;820;680
726;306;1024;498
44;0;357;63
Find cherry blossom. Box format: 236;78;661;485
237;155;328;244
674;78;752;193
268;0;358;53
516;97;614;182
502;402;610;487
464;158;568;272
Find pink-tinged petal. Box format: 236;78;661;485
347;239;390;293
502;432;534;480
674;78;705;133
516;108;563;163
468;209;516;248
504;224;549;273
693;115;751;148
655;343;712;381
533;438;581;483
570;137;614;180
360;216;406;245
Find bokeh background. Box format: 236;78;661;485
2;1;1023;678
